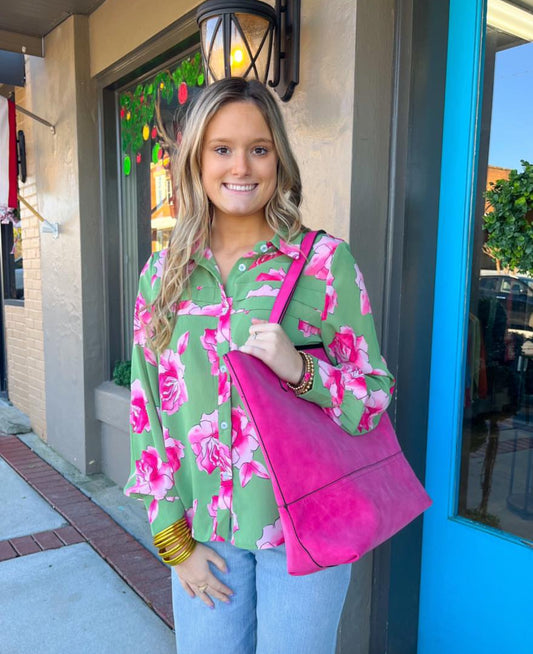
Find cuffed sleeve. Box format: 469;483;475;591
298;241;395;435
124;255;185;537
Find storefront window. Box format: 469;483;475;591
459;2;533;542
1;214;23;301
117;52;204;355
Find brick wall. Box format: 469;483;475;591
4;83;47;439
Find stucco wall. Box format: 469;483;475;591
89;0;198;78
27;15;104;473
4;83;47;439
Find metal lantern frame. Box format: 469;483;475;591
196;0;301;101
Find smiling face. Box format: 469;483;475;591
201;101;278;227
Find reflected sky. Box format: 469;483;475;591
489;41;533;169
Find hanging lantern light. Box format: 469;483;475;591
196;0;300;102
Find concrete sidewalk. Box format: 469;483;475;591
0;431;176;654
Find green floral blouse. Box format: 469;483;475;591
125;230;395;550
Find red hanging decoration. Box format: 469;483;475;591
178;82;188;105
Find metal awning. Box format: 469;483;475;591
0;0;106;57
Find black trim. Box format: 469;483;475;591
367;1;450;652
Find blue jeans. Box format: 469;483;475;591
171;542;352;654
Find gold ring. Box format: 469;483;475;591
197;584;208;593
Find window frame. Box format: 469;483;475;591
96;11;200;376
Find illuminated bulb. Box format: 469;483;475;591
233;48;244;64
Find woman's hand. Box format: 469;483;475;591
240;318;304;384
173;542;233;608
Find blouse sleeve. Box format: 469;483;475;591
123;254;186;536
298;240;395;435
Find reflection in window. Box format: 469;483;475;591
117;52;204;356
1;211;24;301
459;1;533;542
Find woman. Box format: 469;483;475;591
126;77;394;654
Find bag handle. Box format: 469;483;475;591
269;230;321;325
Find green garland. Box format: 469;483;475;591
119;52;205;171
483;161;533;274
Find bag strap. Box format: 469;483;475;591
269;230;321;325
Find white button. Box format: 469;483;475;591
220;421;228;430
220;365;227;373
238;263;246;272
260;244;268;252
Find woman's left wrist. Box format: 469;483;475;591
287;352;315;395
287;352;306;385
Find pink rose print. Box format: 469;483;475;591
231;407;269;487
354;263;372;315
188;411;232;476
151;249;167;286
246;284;279;298
358;389;391;433
317;360;345;408
278;239;302;260
130;379;151;434
133;292;151;347
201;328;231;404
256;518;284;549
231;511;240;545
207;495;225;542
329;326;373;373
201;329;219;374
176;300;222;316
249;251;281;269
342;367;369;400
321;274;338;319
159;332;189;414
298;319;321;338
256;268;286;282
163;429;185;472
185;499;198;532
140;257;151;277
125;446;175;523
207;481;234;542
218;297;232;344
144;347;157;367
304;236;340;280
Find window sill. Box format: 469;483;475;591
95;380;130;431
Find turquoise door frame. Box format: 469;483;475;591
418;0;533;652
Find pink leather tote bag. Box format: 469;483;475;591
224;231;432;575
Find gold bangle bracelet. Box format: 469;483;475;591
153;518;189;541
163;541;196;566
154;519;189;539
287;352;314;395
153;522;190;547
153;526;190;548
160;538;194;558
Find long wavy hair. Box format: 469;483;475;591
149;78;303;353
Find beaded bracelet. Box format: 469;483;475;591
287;352;315;396
153;517;196;566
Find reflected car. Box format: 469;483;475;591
14;257;24;299
479;270;533;334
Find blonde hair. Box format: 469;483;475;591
149;78;303;353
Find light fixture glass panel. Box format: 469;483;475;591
487;0;533;41
201;16;225;82
233;13;272;81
